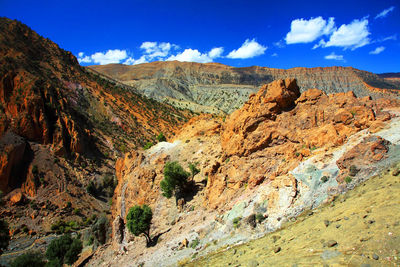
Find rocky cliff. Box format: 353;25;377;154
0;17;193;248
90;61;399;114
90;78;400;266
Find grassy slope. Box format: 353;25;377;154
185;164;400;266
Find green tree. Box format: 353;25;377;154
0;219;10;256
10;252;45;267
46;234;82;265
160;161;190;199
126;205;152;244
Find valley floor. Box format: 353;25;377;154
185;164;400;267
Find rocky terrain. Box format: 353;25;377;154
90;61;400;114
0;17;193;264
87;78;400;266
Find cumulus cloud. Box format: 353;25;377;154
375;6;395;19
369;46;385;55
226;39;267;59
208;47;224;58
77;52;92;63
140;41;178;60
324;52;344;61
271;53;278;57
90;49;128;65
167;47;224;63
325;18;370;50
285;17;335;44
124;55;148;65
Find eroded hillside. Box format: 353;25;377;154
0;17;193;263
90;61;399;114
88;78;400;266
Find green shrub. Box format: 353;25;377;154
143;142;154;150
156;132;166;142
91;215;108;245
190;237;200;249
345;176;352;184
126;205;152;244
86;181;96;195
233;217;242;229
349;165;359;177
10;252;45;267
160;161;190;199
256;213;265;223
0;219;10;256
46;235;82;265
320;176;329;183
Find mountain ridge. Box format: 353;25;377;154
90;61;399;114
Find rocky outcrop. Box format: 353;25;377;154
221;78;300;156
90;61;399;114
0;17;194;241
0;131;29;193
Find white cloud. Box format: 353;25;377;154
369;46;385;55
208;47;224;58
90;49;128;65
226;39;267;59
324;52;344;61
166;46;224;63
379;34;397;42
139;41;178;60
285;17;335;44
77;52;92;63
271;53;278;57
273;40;285;48
124;55;148;65
325;18;370;50
375;6;395;19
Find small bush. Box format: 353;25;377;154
10;252;45;267
46;234;82;265
256;213;265;223
320;176;329;183
345;176;352;184
190;237;200;249
349;165;359;177
86;181;96;195
156;132;166;142
0;219;10;256
233;217;242;229
143;142;154;150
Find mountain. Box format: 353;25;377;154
89;61;400;114
88;79;400;266
378;72;400;88
0;16;192;254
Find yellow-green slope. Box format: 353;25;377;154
186;165;400;267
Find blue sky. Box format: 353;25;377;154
1;0;399;73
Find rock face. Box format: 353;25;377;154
221;78;300;156
0;131;29;193
90;61;399;114
0;17;193;240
